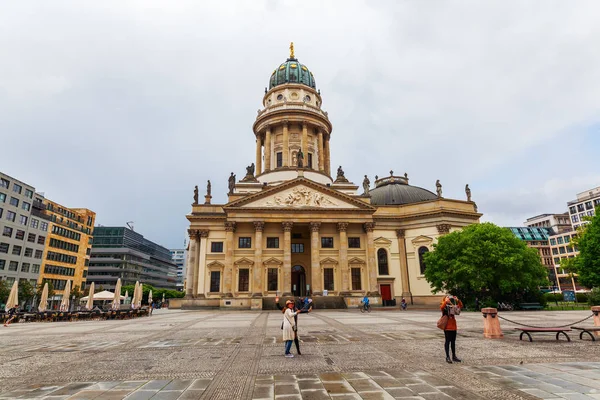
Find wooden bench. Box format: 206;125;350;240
515;327;571;342
571;326;600;341
519;303;544;310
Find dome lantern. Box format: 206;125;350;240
269;43;316;90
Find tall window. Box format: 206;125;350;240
276;152;283;168
8;261;18;271
238;269;250;292
377;248;389;275
348;237;361;248
351;268;361;290
210;271;221;292
307;153;313;169
266;237;279;248
324;268;334;291
291;243;304;253
321;237;334;248
238;237;251;248
268;268;278;291
418;246;429;275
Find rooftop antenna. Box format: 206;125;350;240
126;221;134;231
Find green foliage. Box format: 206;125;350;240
18;280;36;303
423;222;549;305
544;292;563;302
36;280;55;299
120;284;184;305
71;285;83;301
576;292;588;303
0;280;10;305
576;206;600;288
588;288;600;306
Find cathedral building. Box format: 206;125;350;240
175;45;480;309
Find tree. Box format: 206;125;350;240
576;207;600;288
18;280;36;307
559;257;580;292
423;222;548;305
71;285;83;301
0;280;10;306
36;280;55;299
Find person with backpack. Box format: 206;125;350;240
440;295;463;364
276;297;311;355
282;300;299;358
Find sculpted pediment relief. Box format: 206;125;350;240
207;261;225;269
348;257;366;265
243;185;355;209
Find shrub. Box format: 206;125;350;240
588;288;600;306
576;292;589;303
544;293;562;303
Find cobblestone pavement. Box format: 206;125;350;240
0;309;598;399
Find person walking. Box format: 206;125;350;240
400;298;407;311
282;300;298;357
4;304;19;327
276;297;311;355
441;295;463;364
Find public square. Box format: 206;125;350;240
0;309;599;400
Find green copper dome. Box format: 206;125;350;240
269;58;316;90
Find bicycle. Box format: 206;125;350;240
497;302;513;311
360;302;371;313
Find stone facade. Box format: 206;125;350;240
181;48;481;309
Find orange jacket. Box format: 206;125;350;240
440;298;463;331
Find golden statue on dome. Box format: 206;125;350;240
290;42;295;59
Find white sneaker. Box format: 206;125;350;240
285;353;294;358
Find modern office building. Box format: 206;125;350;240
508;227;554;280
0;172;47;286
170;248;187;291
88;227;178;290
36;196;96;302
524;213;571;234
547;230;580;291
567;186;600;230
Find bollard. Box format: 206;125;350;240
482;307;503;339
593;306;600;337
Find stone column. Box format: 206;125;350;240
185;229;198;298
364;223;378;295
310;222;321;295
324;136;331;176
223;222;236;297
255;136;262;174
282;221;293;295
317;129;324;172
338;222;349;293
396;229;412;300
196;230;209;297
282;121;289;167
252;221;264;297
302;122;308;168
264;127;271;172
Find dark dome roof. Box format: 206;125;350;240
370;174;437;205
269;58;316;90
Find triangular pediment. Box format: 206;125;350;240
224;178;375;211
263;257;283;266
348;257;366;264
207;261;225;269
412;235;434;245
234;257;254;266
374;237;393;246
320;257;338;265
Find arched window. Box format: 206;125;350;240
418;246;429;275
377;248;389;275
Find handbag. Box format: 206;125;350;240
437;315;449;330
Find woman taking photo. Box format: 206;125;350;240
282;300;298;358
440;295;463;364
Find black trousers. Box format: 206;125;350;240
444;330;457;357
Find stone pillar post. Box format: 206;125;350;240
482;308;504;339
593;306;600;337
364;223;378;295
317;129;324;172
196;230;209;297
338;222;349;293
396;229;412;301
283;121;289;167
252;221;264;297
185;229;198;298
223;222;236;297
282;221;293;295
264;127;271;172
255;136;262;174
324;136;331;176
310;222;321;295
302;122;308;168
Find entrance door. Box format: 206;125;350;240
291;265;306;296
380;284;392;301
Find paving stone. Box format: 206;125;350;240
274;384;300;396
252;385;274;398
298;380;325;390
348;379;381;392
419;393;454;400
94;390;135;400
323;382;356;394
384;387;416;397
112;381;146;390
148;391;183;400
373;377;402;389
47;383;95;396
67;390;108;399
406;384;438;394
356;391;395;400
298;389;330;400
161;380;193;391
320;373;345;382
123;390;157;400
138;380;171;391
519;388;560;399
188;379;211;390
177;389;204;399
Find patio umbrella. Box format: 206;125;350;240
137;283;143;308
86;282;95;310
5;281;19;312
162;293;165;303
38;283;49;312
111;278;122;310
148;290;153;305
60;280;71;311
124;290;129;304
131;281;138;308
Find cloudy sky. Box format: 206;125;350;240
2;1;599;249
